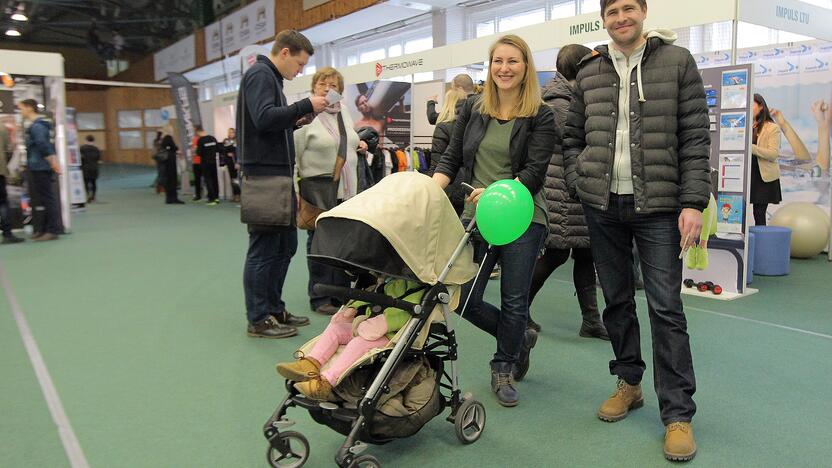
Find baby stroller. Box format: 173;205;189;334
263;172;484;468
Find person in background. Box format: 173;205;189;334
1;123;24;244
563;0;710;461
195;125;220;205
152;131;165;194
160;124;184;205
80;135;101;203
426;74;476;125
428;87;468;215
433;34;555;408
528;44;608;340
750;93;782;226
353;94;385;136
191;132;203;201
237;29;326;338
18;99;61;242
222;128;241;203
294;67;367;316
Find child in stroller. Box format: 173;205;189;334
262;172;485;468
276;278;425;401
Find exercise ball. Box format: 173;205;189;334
770;203;831;258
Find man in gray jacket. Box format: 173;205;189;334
563;0;710;462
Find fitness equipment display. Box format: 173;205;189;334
770;202;831;259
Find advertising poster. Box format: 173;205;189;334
720;112;747;151
717;194;744;234
718;153;745;192
721;70;749;109
343;80;412;148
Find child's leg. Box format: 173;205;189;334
321;336;389;384
306;322;353;366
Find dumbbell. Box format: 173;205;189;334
697;282;709;292
683;279;695;288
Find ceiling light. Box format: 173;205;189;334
11;4;27;21
5;28;21;37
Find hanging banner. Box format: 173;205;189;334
240;44;270;74
154;35;196;82
343;80;412;149
205;21;223;62
221;0;274;56
168;72;202;165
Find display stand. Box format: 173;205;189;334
0;50;71;231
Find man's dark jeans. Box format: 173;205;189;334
583;193;696;425
0;175;12;236
244;229;298;324
306;229;349;309
30;170;61;235
459;222;546;365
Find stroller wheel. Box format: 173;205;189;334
455;399;486;444
347;454;381;468
267;431;310;468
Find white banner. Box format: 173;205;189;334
240;44;270;74
221;0;274;56
205;21;223;62
738;0;832;42
154;35;196;82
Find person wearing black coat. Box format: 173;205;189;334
160;125;183;204
433;35;555;408
80;135;101;202
428;87;468;214
527;45;608;340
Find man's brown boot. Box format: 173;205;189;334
597;378;644;422
664;422;696;461
276;354;321;382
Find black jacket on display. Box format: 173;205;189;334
435;95;555;197
236;55;313;177
563;35;711;213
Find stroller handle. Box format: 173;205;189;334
313;284;419;314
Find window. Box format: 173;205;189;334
580;0;600;14
117;110;142;129
76;112;105;130
304;66;317;76
388;44;402;58
143;109;164;128
360;48;385;63
346;55;358;66
404;37;433;54
551;1;576;19
145;131;160;150
499;8;545;32
476;20;495;38
119;130;143;150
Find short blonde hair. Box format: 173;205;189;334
311;67;344;94
437;88;467;124
476;34;542;119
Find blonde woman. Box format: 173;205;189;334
294;67;367;316
433;34;555;407
429;87;467;214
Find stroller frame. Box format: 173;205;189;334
263;219;485;468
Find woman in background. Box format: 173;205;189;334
750;93;782;225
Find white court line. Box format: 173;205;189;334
0;262;91;468
549;278;832;341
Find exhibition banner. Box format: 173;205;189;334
168;72;202;164
221;0;275;56
343;81;412;149
205;21;223;62
154;35;196;82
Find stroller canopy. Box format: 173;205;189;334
311;172;477;286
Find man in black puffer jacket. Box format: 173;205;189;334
563;0;709;462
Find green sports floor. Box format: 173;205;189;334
1;165;830;468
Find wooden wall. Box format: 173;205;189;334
67;88;173;166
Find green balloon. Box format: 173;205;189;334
476;179;534;246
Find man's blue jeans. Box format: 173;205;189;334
243;229;298;324
459;222;546;365
583;193;696;425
